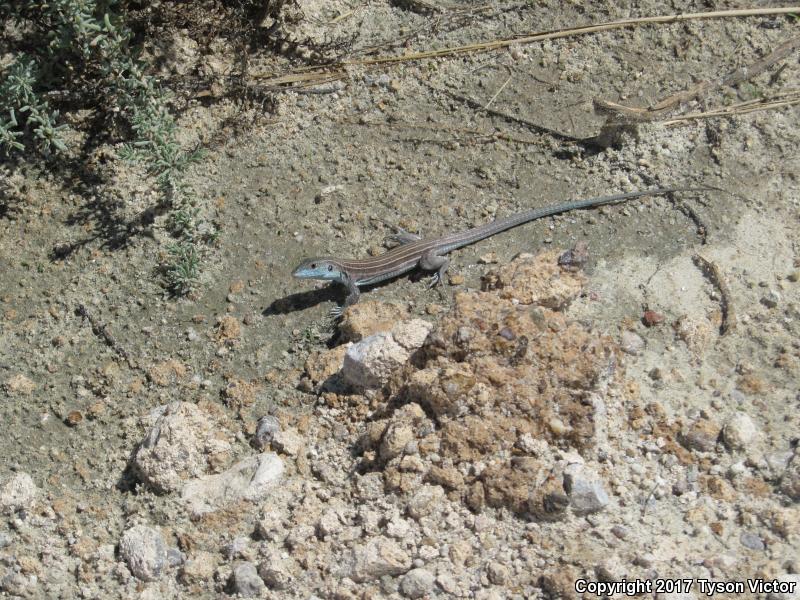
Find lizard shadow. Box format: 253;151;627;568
262;285;342;315
264;271;430;316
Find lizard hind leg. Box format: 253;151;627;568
419;252;449;288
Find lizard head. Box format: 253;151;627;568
292;258;345;282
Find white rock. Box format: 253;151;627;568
316;509;342;538
400;567;435;598
132;401;232;493
272;427;304;456
181;453;284;516
348;536;411;582
341;320;432;389
0;472;38;514
620;331;644;355
118;525;168;582
406;484;445;519
341;332;408;389
563;464;609;514
229;561;265;597
391;319;433;350
722;412;758;450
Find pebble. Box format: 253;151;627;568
400;568;435;598
229;561;265;597
180;551;216;584
642;310;664;327
272;428;304;457
252;415;280;450
0;472;38;514
563;465;609;514
722;413;758;450
406;485;445;519
761;290;780;308
258;555;294;590
740;531;765;551
610;525;629;540
118;525;168;581
348;536;411;582
223;537;250;560
620;331;644;355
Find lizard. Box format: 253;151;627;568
292;187;701;312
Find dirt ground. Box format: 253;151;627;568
1;1;799;598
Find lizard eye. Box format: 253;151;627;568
327;265;333;271
310;263;316;269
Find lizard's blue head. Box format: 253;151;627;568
292;258;344;282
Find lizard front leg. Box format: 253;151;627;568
330;273;361;318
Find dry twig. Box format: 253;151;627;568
692;254;736;335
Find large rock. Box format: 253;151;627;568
132;402;233;493
341;319;432;389
181;453;284;516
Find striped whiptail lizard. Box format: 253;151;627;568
292;187;701;313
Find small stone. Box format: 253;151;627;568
400;567;435;598
118;525;168;581
131;401;233;494
65;410;83;426
258;554;295;590
787;271;800;283
380;423;414;462
487;561;509;585
740;531;765;551
679;418;720;452
3;373;35;395
761;290;780;308
180;551;216;584
317;509;342;538
642;310;664;327
406;484;445;519
348;536;411;582
0;472;38;514
272;427;304;456
229;561;265;597
223;537;250;560
563;464;609;514
620;331;644;355
252;415;280;450
610;525;629;539
722;413;758;450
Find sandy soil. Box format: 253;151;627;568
0;1;798;598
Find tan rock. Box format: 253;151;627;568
339;301;410;342
481;250;585;309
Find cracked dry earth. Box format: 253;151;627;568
2;1;800;599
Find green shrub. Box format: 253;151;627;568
1;0;216;295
